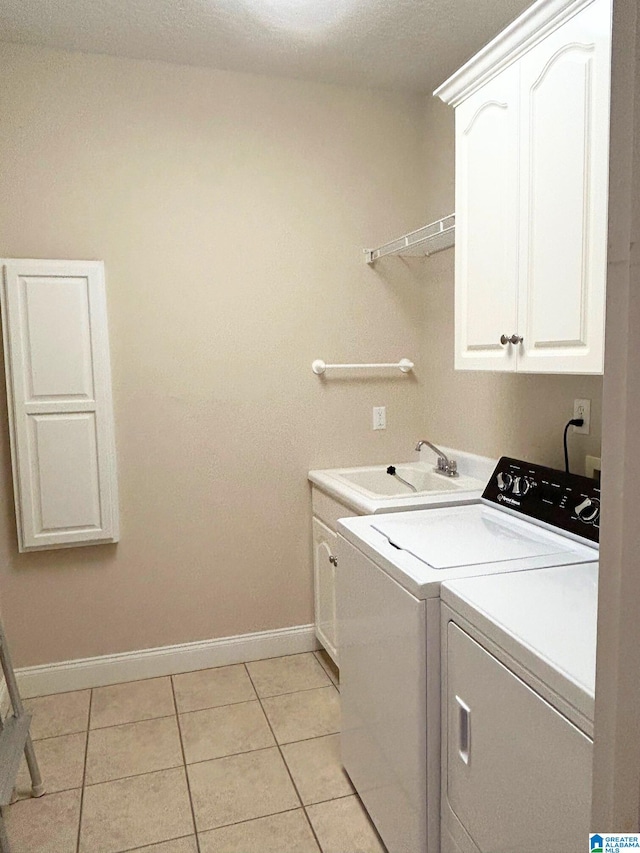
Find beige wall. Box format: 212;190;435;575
0;43;430;666
0;43;605;669
418;96;603;470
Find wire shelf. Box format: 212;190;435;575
365;213;455;264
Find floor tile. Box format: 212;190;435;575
85;715;183;784
15;731;87;798
3;788;81;853
188;747;299;832
24;690;90;740
179;700;274;764
281;733;353;804
262;686;340;744
314;649;340;689
130;838;198;852
90;677;175;729
199;809;320;852
306;795;387;853
173;664;256;713
246;654;331;698
79;767;193;853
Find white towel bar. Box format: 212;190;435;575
312;359;414;375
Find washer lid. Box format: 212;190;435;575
371;505;573;570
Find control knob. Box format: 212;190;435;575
512;476;533;497
574;497;600;524
497;472;513;492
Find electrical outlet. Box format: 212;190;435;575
373;406;386;430
573;399;591;435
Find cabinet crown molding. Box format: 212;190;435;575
434;0;603;106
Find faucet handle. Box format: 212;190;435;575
437;456;458;477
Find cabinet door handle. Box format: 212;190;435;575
500;334;524;346
455;695;471;765
329;555;338;566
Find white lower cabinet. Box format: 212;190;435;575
311;488;358;665
443;622;592;853
312;517;339;664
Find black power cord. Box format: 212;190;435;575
563;418;584;473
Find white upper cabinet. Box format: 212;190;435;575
1;259;119;551
436;0;612;374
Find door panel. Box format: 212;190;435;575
455;63;520;371
18;275;95;400
313;518;338;663
446;622;592;853
517;0;611;373
28;413;102;532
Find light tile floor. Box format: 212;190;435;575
3;650;387;853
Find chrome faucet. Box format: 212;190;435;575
415;440;458;478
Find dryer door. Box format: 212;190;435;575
445;622;592;853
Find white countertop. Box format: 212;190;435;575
441;563;598;723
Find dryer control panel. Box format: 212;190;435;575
483;457;601;544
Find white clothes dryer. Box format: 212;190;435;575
439;562;598;853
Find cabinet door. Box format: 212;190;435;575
1;259;119;551
516;0;612;373
445;623;592;853
455;62;520;371
312;517;338;664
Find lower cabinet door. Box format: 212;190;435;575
312;517;338;663
446;622;592;853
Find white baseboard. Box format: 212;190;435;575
16;624;320;699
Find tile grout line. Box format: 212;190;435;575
309;651;335;683
198;805;312;839
242;663;324;853
75;688;93;853
313;651;340;690
87;711;176;734
81;762;186;790
180;679;333;710
170;674;202;853
78;735;345;790
118;832;195;853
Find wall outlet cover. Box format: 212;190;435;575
373;406;386;430
573;399;591;435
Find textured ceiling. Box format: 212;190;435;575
0;0;533;93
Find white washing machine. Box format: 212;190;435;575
336;457;600;853
439;562;598;853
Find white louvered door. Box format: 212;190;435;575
1;259;119;551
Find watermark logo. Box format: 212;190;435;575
590;834;640;851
